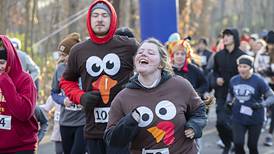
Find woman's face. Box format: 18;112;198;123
255;42;263;51
0;59;7;74
134;42;161;75
238;64;251;78
173;49;186;66
58;51;69;63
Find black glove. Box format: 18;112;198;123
250;103;264;110
226;101;233;112
80;91;101;109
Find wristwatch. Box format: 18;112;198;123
131;109;140;123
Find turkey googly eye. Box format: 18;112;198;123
136;106;153;127
86;56;104;77
103;53;121;76
155;100;176;120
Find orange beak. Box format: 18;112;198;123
92;75;117;104
147;126;166;143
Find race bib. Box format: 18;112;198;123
65;104;83;111
54;111;60;121
240;105;253;116
142;148;169;154
94;107;110;123
201;56;207;66
0;115;11;130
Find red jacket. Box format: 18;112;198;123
0;35;38;153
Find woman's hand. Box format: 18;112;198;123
64;97;73;107
184;128;195;139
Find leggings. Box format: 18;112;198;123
60;125;86;154
232;122;262;154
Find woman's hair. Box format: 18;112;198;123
0;39;7;60
237;55;254;73
139;38;174;76
237;54;254;65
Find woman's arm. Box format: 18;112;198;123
104;96;139;147
184;81;207;138
0;73;36;121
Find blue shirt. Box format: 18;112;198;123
229;74;269;125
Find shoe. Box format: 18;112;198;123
217;140;225;149
222;148;230;154
264;136;273;146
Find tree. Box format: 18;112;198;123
0;0;8;34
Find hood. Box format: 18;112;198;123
86;0;117;44
223;28;240;50
126;71;172;89
167;39;193;72
0;35;23;80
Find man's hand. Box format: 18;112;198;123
204;95;215;109
216;77;224;86
184;128;195;139
80;91;101;109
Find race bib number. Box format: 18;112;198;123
0;115;11;130
94;107;110;123
54;111;60;121
142;148;169;154
240;105;253;116
65;104;83;111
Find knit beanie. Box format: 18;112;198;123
58;33;81;55
115;27;135;38
167;33;181;43
266;31;274;44
0;40;7;60
91;2;111;15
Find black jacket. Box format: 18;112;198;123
213;28;246;98
173;64;208;98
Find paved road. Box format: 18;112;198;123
38;107;274;154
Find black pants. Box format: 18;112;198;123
60;125;86;154
86;139;130;154
269;104;274;134
216;97;233;150
232;122;262;154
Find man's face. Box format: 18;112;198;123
223;34;234;46
91;8;111;37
